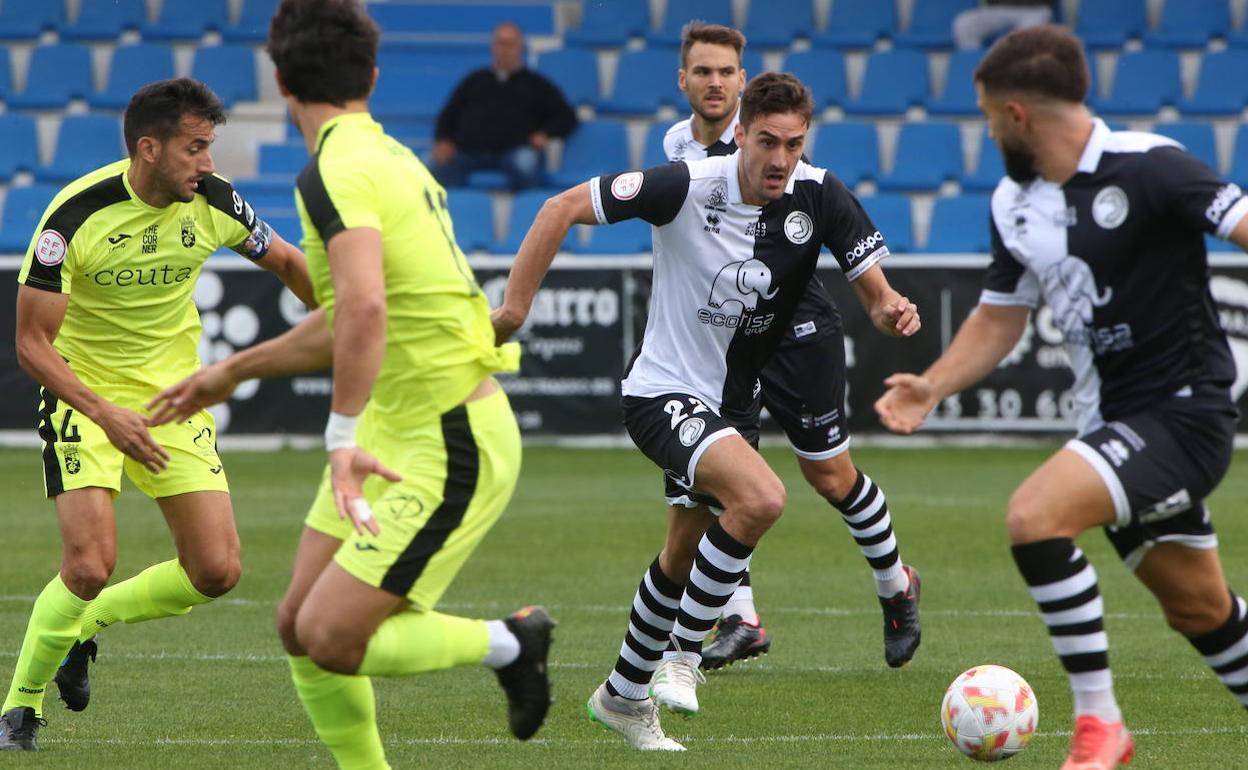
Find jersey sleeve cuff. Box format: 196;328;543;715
979;289;1037;307
1215;195;1248;240
589;176;608;225
843;246;888;282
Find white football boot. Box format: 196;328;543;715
586;683;686;751
649;648;705;716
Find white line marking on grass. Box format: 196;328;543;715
41;725;1248;748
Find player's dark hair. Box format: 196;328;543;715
267;0;379;106
973;24;1090;103
123;78;226;155
680;21;746;68
739;72;813;129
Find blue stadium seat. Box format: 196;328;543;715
642;122;674;168
1096;49;1181;115
565;0;649;47
8;44;92;110
90;45;175;110
860;194;914;253
1144;0;1230;48
924;195;991;252
1181;50;1248;115
0;113;36;179
370;4;554;38
192;45;258;107
879;122;964;192
0;46;13;101
813;0;897;49
39;115;124;183
373;54;478;121
496;189;570;253
1152;121;1219;172
536;48;600;108
893;0;977;49
811;121;880;186
61;0;146;41
239;191;297;220
1227;124;1248;185
598;49;684;114
257;143;309;179
142;0;228;40
782;50;847;109
573;218;652;253
927;49;983;116
548;121;630;188
446;190;494;252
1206;234;1238;253
1076;0;1148;49
264;215;302;245
223;0;279;43
961;129;1006;192
0;184;59;252
648;0;733;47
742;50;767;77
0;0;64;40
843;50;929;115
743;0;814;47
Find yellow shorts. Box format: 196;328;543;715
37;387;229;499
305;388;521;609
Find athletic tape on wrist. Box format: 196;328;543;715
324;412;359;451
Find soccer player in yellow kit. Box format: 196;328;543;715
0;78;314;751
148;3;555;767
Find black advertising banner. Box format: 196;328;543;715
1;256;1245;437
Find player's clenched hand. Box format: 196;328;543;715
490;305;526;345
146;363;237;426
874;373;937;434
98;403;170;473
880;297;921;337
329;447;402;537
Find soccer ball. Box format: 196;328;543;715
940;664;1038;761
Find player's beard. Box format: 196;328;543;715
1000;135;1038;184
694;91;734;123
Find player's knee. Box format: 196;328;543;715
1005;491;1054;544
810;467;857;504
62;559;113;599
738;483;786;529
187;555;242;598
302;630;364;675
275;599;305;656
1162;594;1228;637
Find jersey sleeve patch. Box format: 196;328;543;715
231;218;274;261
34;230;67;266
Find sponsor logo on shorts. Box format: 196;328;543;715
678;417;706;447
354;541;380;552
64;449;81;475
1137;489;1193;524
209;465;222;475
1099;438;1131;467
610;172;643;201
793;320;817;338
34;230;67;266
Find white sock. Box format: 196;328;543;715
1073;687;1122;723
481;619;521;669
722;585;759;625
875;562;908;598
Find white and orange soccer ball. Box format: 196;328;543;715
940;664;1038;762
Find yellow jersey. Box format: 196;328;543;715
294;112;518;428
17;159;273;398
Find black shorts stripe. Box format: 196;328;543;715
379;406;479;597
296;125;346;244
37;388;63;497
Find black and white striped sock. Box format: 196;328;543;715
834;470;906;597
606;556;683;700
1012;538;1120;722
1187;592;1248;710
671;521;754;655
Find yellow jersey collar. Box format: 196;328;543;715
315;111;380;153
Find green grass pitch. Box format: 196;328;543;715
1;445;1245;768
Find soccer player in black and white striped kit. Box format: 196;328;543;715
876;26;1248;770
659;22;923;680
494;73;920;751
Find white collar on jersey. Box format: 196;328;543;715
685;108;740;150
724;150;799;205
1075;117;1112;175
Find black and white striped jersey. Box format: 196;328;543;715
591;154;887;415
982;118;1247;434
663;114;845;347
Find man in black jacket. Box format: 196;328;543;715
431;22;578;190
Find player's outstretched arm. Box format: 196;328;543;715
493;182;598;343
255;230;318;308
1229;211;1248;252
17;285;169;472
147;308;333;426
850;264;921;337
874;303;1030;434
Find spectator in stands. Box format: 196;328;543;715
430;21;578;190
953;1;1056;50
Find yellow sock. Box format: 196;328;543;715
3;575;89;716
77;559;212;641
356;611;489;677
288;655;390;770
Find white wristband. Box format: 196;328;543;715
324;411;359;451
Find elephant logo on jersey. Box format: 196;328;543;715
1042;256;1113;337
1092;186;1129;229
708;259;779;313
1210;275;1248;401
